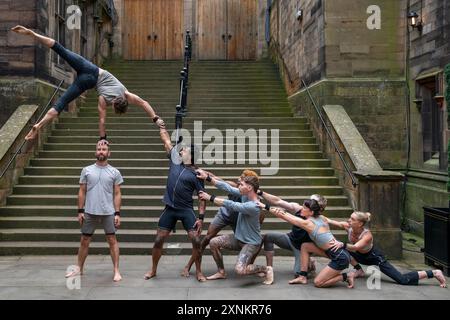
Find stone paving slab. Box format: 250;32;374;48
0;255;448;300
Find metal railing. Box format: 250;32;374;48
0;79;64;180
175;30;192;144
301;79;358;187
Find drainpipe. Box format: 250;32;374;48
265;0;272;44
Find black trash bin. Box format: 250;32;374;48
423;206;449;276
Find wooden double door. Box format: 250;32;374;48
123;0;184;60
123;0;257;60
197;0;257;60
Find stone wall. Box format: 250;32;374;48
403;0;450;235
0;0;37;76
269;0;325;95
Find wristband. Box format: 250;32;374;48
257;190;264;196
152;116;160;123
264;204;271;211
78;208;85;214
210;195;216;202
343;242;347;249
198;214;205;221
206;175;212;182
114;211;121;216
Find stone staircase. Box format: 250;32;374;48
0;60;353;255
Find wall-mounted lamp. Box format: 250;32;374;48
407;11;423;32
296;9;303;22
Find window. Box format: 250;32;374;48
55;0;66;66
416;72;448;171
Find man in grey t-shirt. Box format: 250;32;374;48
65;140;124;282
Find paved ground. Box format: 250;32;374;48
0;248;448;300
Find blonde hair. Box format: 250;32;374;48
354;211;371;225
310;194;327;212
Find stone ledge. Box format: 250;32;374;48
323;105;382;172
0;104;38;162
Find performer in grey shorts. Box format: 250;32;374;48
65;140;124;282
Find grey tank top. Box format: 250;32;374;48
96;70;127;103
348;228;373;252
309;217;335;248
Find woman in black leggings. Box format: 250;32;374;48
11;25;164;141
328;211;447;288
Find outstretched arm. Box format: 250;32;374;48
125;91;164;127
324;216;349;230
159;124;172;153
346;232;373;253
98;96;107;138
257;202;313;233
260;191;301;214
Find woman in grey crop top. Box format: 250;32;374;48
259;199;355;289
327;211;447;288
12;25;165;141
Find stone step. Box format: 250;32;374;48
49;129;315;136
12;179;341;195
0;202;352;216
24;165;333;176
46;136;317;144
36;150;323;160
0;240;350;255
6;188;346;205
19;172;339;185
59;117;306;124
29;158;327;168
42;143;318;152
0;227;348;242
76;111;294;118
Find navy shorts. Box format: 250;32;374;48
325;247;351;271
158;205;197;232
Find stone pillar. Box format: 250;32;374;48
354;171;405;259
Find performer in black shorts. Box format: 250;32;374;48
144;121;207;282
327;211;447;288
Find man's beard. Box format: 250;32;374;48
96;155;107;161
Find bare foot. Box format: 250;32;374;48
144;271;156;280
353;269;365;279
346;273;355;289
11;25;34;36
113;272;122;282
263;266;274;285
433;270;447;288
65;266;81;278
180;267;190;278
197;273;207;282
206;272;227;280
289;275;307;285
25;125;39;140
